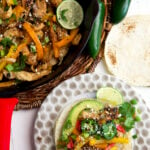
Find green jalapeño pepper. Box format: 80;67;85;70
111;0;131;24
81;119;99;136
87;0;105;59
101;122;117;140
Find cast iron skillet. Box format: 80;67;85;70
0;0;99;97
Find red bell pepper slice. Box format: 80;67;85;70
67;138;74;149
105;143;115;150
116;124;125;133
75;120;81;131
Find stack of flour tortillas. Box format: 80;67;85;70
104;15;150;86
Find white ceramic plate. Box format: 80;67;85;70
34;73;150;150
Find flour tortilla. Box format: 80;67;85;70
54;100;132;150
104;15;150;86
54;100;74;147
54;99;84;150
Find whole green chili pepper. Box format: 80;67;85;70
111;0;131;24
87;0;105;59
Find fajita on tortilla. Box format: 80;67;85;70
54;87;140;149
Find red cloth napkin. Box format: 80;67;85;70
0;98;18;150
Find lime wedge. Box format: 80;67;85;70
56;0;84;30
96;87;123;106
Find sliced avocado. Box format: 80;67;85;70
61;99;103;141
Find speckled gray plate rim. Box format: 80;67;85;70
34;73;150;150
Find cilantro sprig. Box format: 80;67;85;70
118;100;140;131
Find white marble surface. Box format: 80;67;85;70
10;0;150;150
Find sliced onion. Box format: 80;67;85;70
0;58;16;63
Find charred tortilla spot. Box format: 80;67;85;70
122;21;136;34
127;24;136;32
107;50;117;65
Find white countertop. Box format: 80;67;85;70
10;0;150;150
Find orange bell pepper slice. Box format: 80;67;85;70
23;22;43;60
54;28;79;48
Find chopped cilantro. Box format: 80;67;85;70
4;6;9;12
33;17;37;23
53;24;57;31
14;54;27;71
119;102;131;116
82;132;90;138
42;36;50;46
4;13;16;24
0;38;13;48
119;117;125;122
94;134;101;140
5;18;10;23
130;99;137;105
38;35;41;39
13;0;18;5
0;50;6;57
70;134;76;140
11;13;16;20
124;117;135;131
5;54;27;72
134;116;141;122
132;134;137;139
60;9;68;22
44;36;50;44
74;21;79;27
64;120;72;129
18;17;24;22
46;21;50;26
57;144;67;149
119;102;135;118
5;64;14;72
30;45;36;53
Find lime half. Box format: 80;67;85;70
96;87;123;106
56;0;84;29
